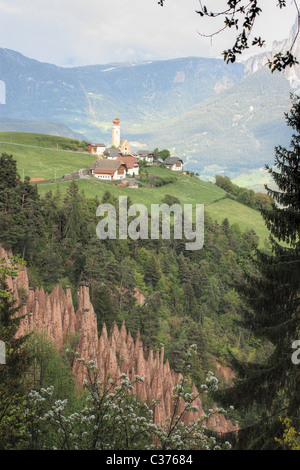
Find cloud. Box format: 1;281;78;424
0;1;21;14
0;0;298;66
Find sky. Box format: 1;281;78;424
0;0;298;67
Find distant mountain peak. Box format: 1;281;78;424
244;17;300;87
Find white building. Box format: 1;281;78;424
163;157;183;171
92;159;126;180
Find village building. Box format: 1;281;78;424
87;116;161;175
105;148;123;159
91;159;126;180
120;138;131;155
87;116;131;157
111;115;132;155
86;143;107;156
90;153;139;180
137;150;154;163
112;115;121;148
117;155;139;177
163;156;183;171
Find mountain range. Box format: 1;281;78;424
1;28;299;176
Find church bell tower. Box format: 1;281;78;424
112;115;120;148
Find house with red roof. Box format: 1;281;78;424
86;143;107;156
117;155;139;177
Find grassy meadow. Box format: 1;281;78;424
0;133;94;180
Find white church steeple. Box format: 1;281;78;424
112;115;120;148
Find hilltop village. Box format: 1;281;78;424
86;116;184;181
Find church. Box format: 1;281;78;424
89;116;139;180
111;115;131;155
87;115;132;156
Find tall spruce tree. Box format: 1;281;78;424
217;94;300;449
0;256;31;449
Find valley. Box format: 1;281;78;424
0;48;295;178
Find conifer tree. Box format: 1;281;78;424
0;154;45;261
218;94;300;449
0;256;31;449
144;254;161;288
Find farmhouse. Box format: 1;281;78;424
91;159;126;180
87;143;107;156
105;148;123;159
137;150;154;163
117;155;139;177
163;157;183;171
90;153;139;179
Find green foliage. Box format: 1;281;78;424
25;332;76;403
0;255;31;449
0;156;264;380
216;94;300;449
215;174;273;211
153;176;176;187
158;149;171;161
275;417;300;450
0;153;45;260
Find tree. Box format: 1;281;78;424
0;154;45;261
162;194;181;206
26;331;76;402
216;94;300;449
0;255;31;449
60;180;92;282
275;417;300;450
144;254;161;288
152;148;160;161
158;149;171;161
158;0;299;72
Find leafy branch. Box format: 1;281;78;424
158;0;300;72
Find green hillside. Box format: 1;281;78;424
37;177;268;245
36;168;225;206
0;132;94;180
205;198;269;244
0;132;270;246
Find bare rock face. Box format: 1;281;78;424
244;18;300;87
0;245;238;434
